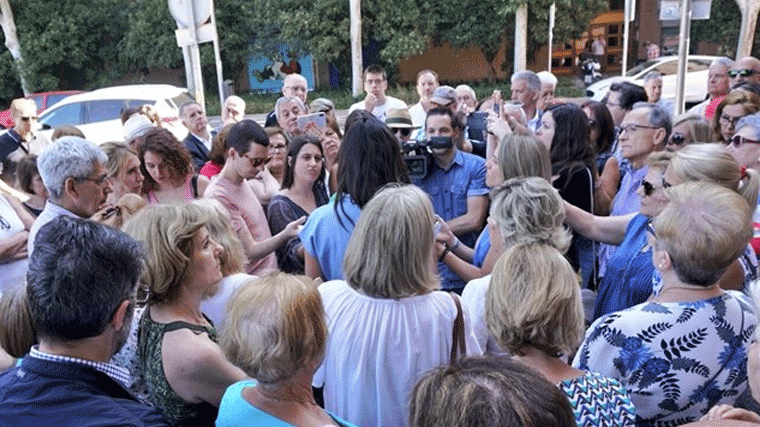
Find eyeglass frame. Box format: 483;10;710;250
729;69;758;78
730;134;760;147
242;152;272;167
619;123;660;134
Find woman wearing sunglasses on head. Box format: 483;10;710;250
564;143;759;321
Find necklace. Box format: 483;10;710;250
256;388;318;406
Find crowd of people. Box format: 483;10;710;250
2;56;760;426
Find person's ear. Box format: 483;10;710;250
110;299;132;331
227;147;238;159
64;177;78;198
653;128;667;147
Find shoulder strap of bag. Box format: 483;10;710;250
449;292;466;363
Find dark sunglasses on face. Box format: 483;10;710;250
729;69;758;78
21;116;37;121
391;128;411;137
641;179;661;196
730;134;760;147
668;133;685;146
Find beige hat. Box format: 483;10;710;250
385;108;419;128
123;115;154;141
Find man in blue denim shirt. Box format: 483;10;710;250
414;108;488;292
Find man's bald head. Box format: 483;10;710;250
731;57;760;86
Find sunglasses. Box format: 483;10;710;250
243;154;272;167
668;133;685;146
391;128;411;137
730;134;760;147
729;69;758;78
21;116;38;121
641;179;662;196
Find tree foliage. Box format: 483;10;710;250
691;0;760;58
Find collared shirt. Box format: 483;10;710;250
190;131;212;152
527;108;541;133
30;346;131;387
27;200;80;255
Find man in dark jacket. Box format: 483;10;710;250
0;216;168;427
180;101;211;172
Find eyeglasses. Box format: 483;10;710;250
620;123;659;134
730;134;760;147
662;177;673;189
641;179;662;196
269;144;287;152
75;174;111;186
391;128;411;137
21;116;38;121
729;69;758;78
720;114;742;127
668;133;686;146
605;100;621;107
242;153;272;167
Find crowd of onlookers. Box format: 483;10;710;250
3;55;760;426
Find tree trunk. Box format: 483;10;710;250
514;3;527;72
736;0;760;58
0;0;29;95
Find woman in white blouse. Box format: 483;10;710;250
0;189;34;289
314;184;480;427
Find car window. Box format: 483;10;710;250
628;60;659;77
39;102;84;127
46;94;70;109
126;99;154;109
687;59;711;72
654;61;678;75
85;99;127;123
170;92;194;109
30;95;43;110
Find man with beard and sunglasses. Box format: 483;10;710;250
0;216;169;426
204;120;304;276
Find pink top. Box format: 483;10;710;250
204;175;278;276
146;175;196;204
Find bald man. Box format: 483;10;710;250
265;74;309;127
730;57;760;87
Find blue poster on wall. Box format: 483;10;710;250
248;48;314;93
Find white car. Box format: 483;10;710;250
585;55;720;105
38;84;195;144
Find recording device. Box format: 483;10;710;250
402;136;453;179
466;112;488;142
296;112;326;130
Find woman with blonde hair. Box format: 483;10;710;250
101;141;144;206
123;204;246;425
667;113;711;152
460;176;571;354
488;243;636;426
217;273;357;427
315;184;479;427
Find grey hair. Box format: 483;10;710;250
178;101;201;119
643;71;662;83
736;112;760;140
711;57;735;70
510;70;541;93
536;71;558;90
455;84;476;100
274;96;307;116
37;136;107;200
632;102;672;140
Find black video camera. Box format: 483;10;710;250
402;136;453;179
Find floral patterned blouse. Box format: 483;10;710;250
573;291;757;427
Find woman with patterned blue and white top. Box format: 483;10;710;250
574;182;758;426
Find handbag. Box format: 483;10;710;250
449;292;466;363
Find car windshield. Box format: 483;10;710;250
627;60;660;77
170;92;194;109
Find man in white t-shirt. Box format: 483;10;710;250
408;69;439;129
348;64;407;122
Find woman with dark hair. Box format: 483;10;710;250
536;103;598;287
582;101;618;214
16;155;47;217
138;127;209;204
267;136;329;274
299;112;409;281
200;124;233;179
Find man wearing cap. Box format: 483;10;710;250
348;64;407;122
265;74;309;127
730;56;760;87
123;115;154;149
414;107;488;293
386;108;418;146
409;69;439;129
